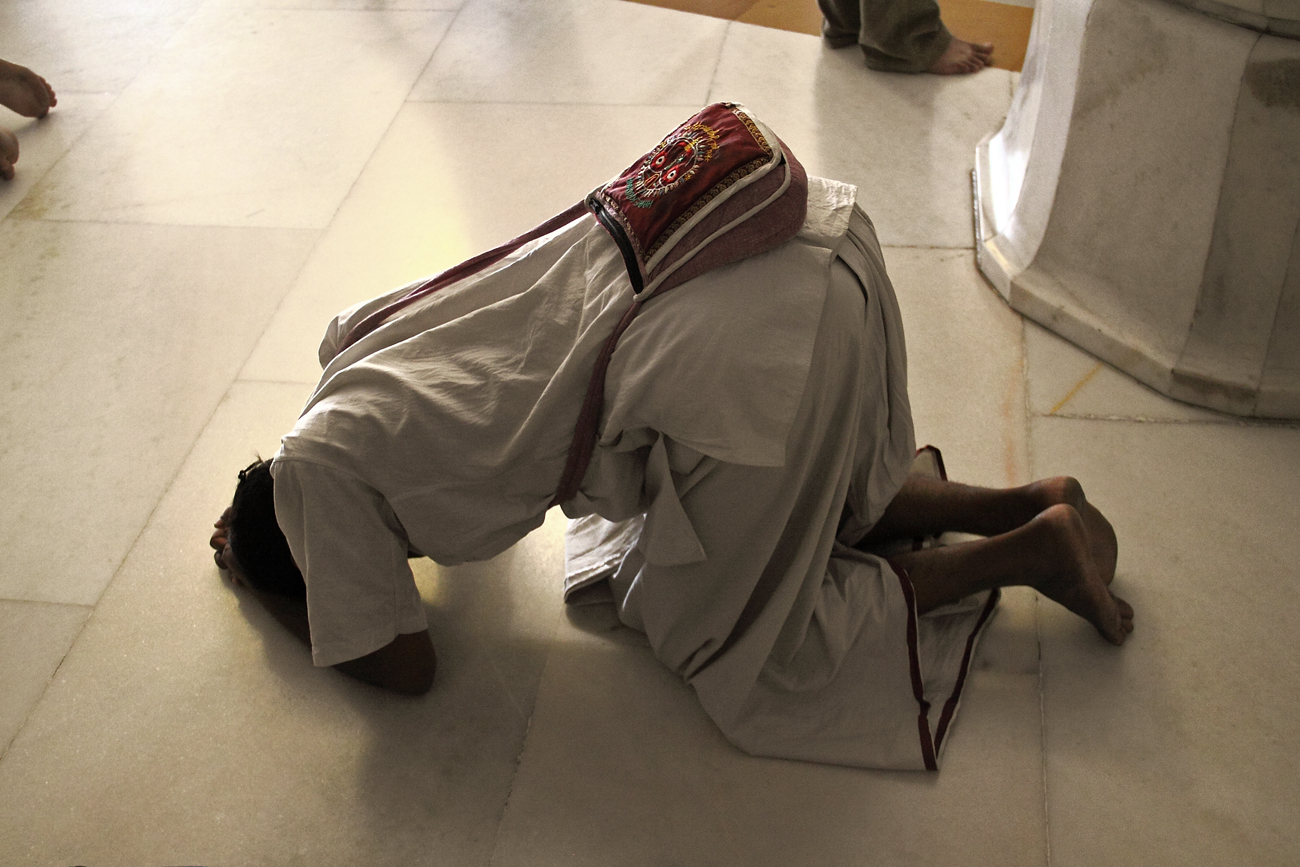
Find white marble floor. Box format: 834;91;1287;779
0;1;1296;865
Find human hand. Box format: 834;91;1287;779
210;507;246;587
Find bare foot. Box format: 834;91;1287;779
1025;477;1118;585
1079;500;1118;584
0;59;56;118
927;38;994;75
0;126;16;181
1030;504;1134;645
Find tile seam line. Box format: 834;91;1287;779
0;314;247;762
81;380;239;610
0;605;95;763
400;0;469;104
883;244;978;251
401;97;714;108
235;378;320;386
3;215;327;231
480;557;568;867
0;599;95;761
1023;317;1050;867
220;4;460;11
8;8;459;229
1031;411;1300;428
217;222;335;411
18;223;337;734
2;91;126;218
40;0;215;180
483;657;550;867
0;598;93;609
1038;592;1051;867
484;647;529;724
703;20;736;104
270;17;432;295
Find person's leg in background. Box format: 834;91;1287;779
818;0;994;75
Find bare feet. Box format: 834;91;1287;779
894;496;1133;640
0;59;56;118
927;38;994;75
1025;476;1118;585
0;127;16;181
1029;504;1134;645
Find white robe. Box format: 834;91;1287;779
272;177;997;770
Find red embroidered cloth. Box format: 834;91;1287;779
587;102;807;297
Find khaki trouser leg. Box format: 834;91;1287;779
817;0;953;73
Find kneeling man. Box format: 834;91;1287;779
210;105;1131;771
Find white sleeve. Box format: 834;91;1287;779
271;458;428;667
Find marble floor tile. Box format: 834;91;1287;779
409;0;727;104
0;600;90;757
0;381;567;866
490;601;1047;867
12;5;455;228
0;93;114;222
709;22;1014;248
240;101;697;384
1024;321;1240;423
0;220;317;606
1031;417;1300;867
216;0;462;7
0;0;204;94
884;246;1030;487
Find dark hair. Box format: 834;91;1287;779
229;459;306;599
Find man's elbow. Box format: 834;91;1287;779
334;630;437;695
391;651;436;695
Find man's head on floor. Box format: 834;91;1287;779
212;459;306;600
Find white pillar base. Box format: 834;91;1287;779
975;0;1300;418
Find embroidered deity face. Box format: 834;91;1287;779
648;140;696;188
625;122;720;208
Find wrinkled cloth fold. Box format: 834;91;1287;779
564;206;997;770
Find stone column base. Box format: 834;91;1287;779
975;0;1300;418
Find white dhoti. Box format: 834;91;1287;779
564;206;997;771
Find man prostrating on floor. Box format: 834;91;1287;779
210;104;1130;771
